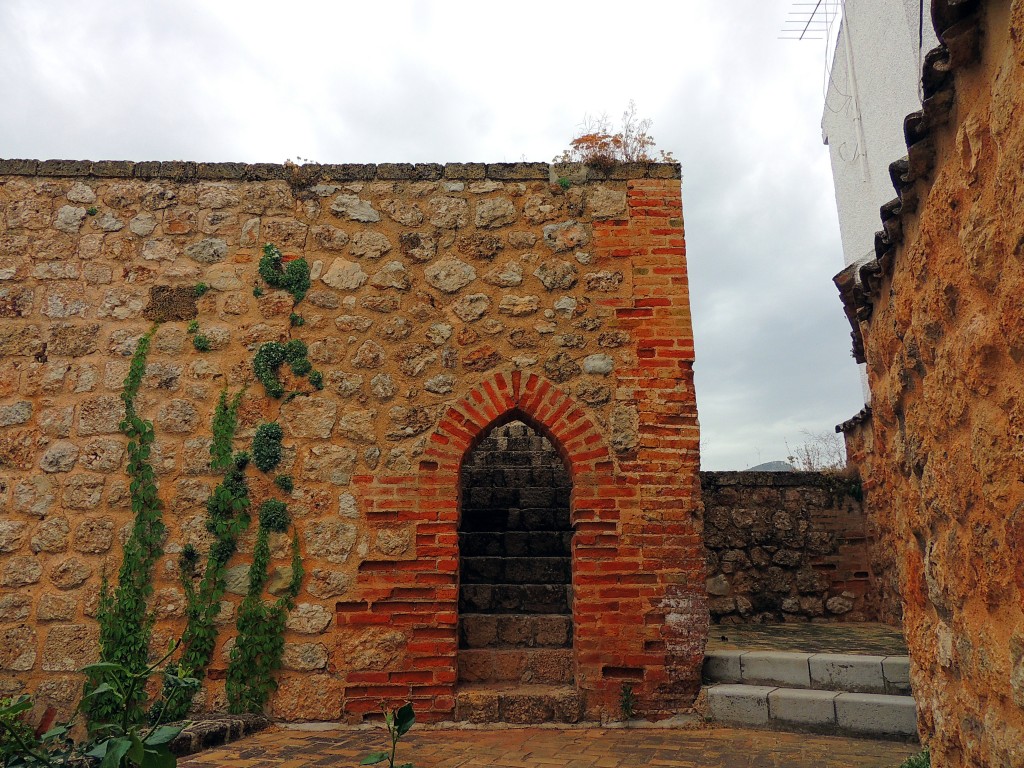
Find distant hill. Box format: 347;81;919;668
747;461;796;472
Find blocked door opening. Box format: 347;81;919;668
457;420;575;697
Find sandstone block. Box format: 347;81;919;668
475;197;517;228
42;624;98;671
13;477;56;518
428;196;468;228
30;518;70;553
48;556;92;590
62;474;103;510
54;205;86;234
77;395;124;436
0;521;28;553
398;231;436;262
37;593;76;622
0;627;37;670
282;396;337;439
74;517;115;554
40;441;79;472
304;520;356;564
330;194;379;223
534;259;578;290
0;400;32;427
542;220;590;252
452;293;491;322
337;409;376;443
369;261;409;290
349;231;392;260
282;643;328;671
306;569;352;599
2;555;42;587
301;444;357;486
184;237;228;264
286;603;333;635
425;258;476;293
340;628;405;671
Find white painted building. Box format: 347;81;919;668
822;0;938;400
822;0;939;267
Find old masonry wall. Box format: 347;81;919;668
0;159;705;723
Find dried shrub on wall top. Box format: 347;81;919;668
554;100;677;169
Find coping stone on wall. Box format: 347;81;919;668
0;159;683;183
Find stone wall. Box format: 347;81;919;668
702;471;877;624
0;158;705;723
834;1;1024;763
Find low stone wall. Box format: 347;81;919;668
702;471;876;624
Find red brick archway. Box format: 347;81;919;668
339;371;706;722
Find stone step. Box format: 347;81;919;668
460;507;571;532
704;684;918;740
459;584;571;614
458;648;574;684
455;683;583;725
461;483;571;511
461;556;571;585
460;613;573;649
703;650;911;695
460;531;573;557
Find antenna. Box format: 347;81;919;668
779;0;843;40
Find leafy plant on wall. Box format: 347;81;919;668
553;100;676;169
86;240;317;722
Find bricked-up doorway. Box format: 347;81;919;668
457;420;578;721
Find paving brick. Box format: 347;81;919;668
179;724;921;767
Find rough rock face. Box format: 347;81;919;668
0;159;699;726
836;6;1024;765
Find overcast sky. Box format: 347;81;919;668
0;1;865;470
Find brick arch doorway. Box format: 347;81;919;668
456;417;577;721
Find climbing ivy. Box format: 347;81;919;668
258;243;310;303
252;339;321;399
225;508;303;713
252;422;284;473
87;326;166;725
157;389;252;722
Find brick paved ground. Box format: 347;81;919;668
179;724;918;767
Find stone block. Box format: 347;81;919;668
882;656;912;695
834;692;918;738
702;650;744;684
706;683;774;726
740;651;812;688
767;687;838;727
808;653;886;694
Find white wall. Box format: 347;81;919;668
822;0;939;267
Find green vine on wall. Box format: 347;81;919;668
88;326;166;725
222;240;314;714
252;340;322;399
225;501;303;713
158;389;252;722
258;243;310;303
